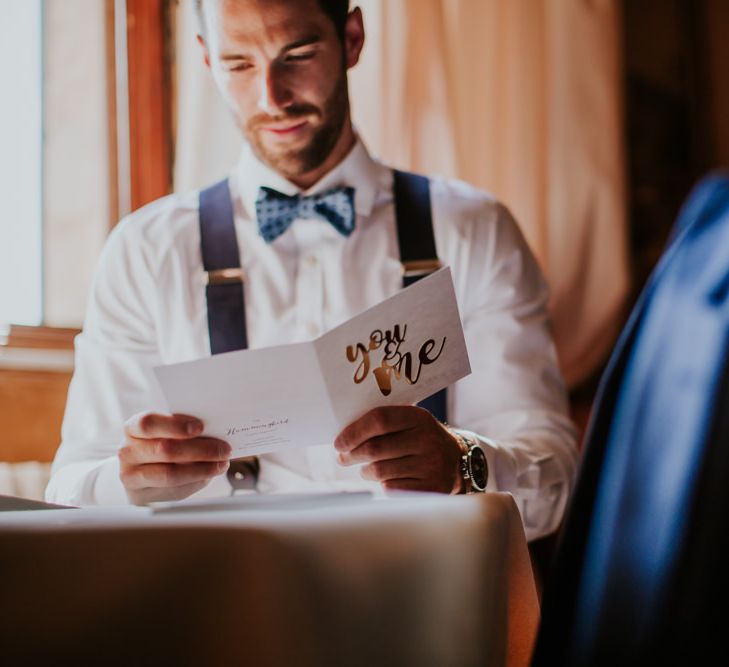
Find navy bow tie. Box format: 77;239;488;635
255;186;356;243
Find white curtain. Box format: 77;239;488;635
174;0;629;388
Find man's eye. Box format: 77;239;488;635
286;51;315;62
225;62;252;72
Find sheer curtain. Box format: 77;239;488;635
174;0;629;387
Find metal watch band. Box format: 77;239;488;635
455;432;488;493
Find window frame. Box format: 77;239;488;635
1;0;173;353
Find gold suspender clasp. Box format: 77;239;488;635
401;259;442;279
205;268;245;285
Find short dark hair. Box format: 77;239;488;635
194;0;351;42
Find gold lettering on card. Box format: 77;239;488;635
345;324;446;396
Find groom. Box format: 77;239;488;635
47;0;577;542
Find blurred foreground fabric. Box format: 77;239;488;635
0;492;538;667
175;0;628;387
533;172;729;666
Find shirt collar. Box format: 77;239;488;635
234;134;380;222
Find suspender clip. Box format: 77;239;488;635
205;268;244;285
402;259;442;279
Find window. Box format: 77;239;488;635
0;0;173;343
0;0;43;326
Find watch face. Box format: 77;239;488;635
469;447;488;491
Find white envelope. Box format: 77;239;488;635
154;267;471;457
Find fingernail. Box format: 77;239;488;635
186;420;202;435
217;461;230;472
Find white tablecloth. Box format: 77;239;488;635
0;491;538;667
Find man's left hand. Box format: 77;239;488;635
334;406;463;493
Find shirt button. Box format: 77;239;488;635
306;322;320;337
305;255;318;267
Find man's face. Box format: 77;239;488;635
200;0;362;182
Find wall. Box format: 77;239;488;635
622;0;729;298
705;0;729;168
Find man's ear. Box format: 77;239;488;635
344;7;365;70
197;34;211;69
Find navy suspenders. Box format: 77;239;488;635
391;171;448;421
199;180;248;354
198;171;448;426
392;171;440;287
199;180;258;491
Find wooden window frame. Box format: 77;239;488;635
0;325;79;351
121;0;174;214
1;0;173;353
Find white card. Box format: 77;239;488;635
154;267;471;457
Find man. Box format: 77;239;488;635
46;0;577;541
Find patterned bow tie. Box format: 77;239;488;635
255;185;356;243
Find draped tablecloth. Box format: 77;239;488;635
0;491;538;667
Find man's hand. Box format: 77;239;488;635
334;406;463;494
120;412;232;505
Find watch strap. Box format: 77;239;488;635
452;430;488;493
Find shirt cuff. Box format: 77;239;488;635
45;456;125;506
92;456;130;504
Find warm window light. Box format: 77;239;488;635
0;0;43;326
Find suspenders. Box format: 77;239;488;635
392;170;441;287
199;180;248;354
198;171;448;429
391;171;447;422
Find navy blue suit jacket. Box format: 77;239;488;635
533;173;729;666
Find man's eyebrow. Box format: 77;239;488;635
282;35;321;51
219;35;321;61
220;52;249;61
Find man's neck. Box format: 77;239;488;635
288;121;356;191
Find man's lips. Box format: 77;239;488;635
261;120;308;135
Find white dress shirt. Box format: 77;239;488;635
46;138;578;541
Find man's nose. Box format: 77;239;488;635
257;64;292;114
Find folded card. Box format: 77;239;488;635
154;267;471;457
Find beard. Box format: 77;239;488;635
243;70;349;181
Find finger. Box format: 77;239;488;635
127;480;210;506
334;406;429;453
337;433;423;466
360;455;421;482
120;436;231;465
121;460;230;490
124;412;203;440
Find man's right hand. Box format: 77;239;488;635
120;412;232;505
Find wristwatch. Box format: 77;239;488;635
454;432;488;493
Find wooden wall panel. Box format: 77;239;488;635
0;369;71;463
705;0;729;168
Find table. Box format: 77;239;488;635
0;492;538;667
